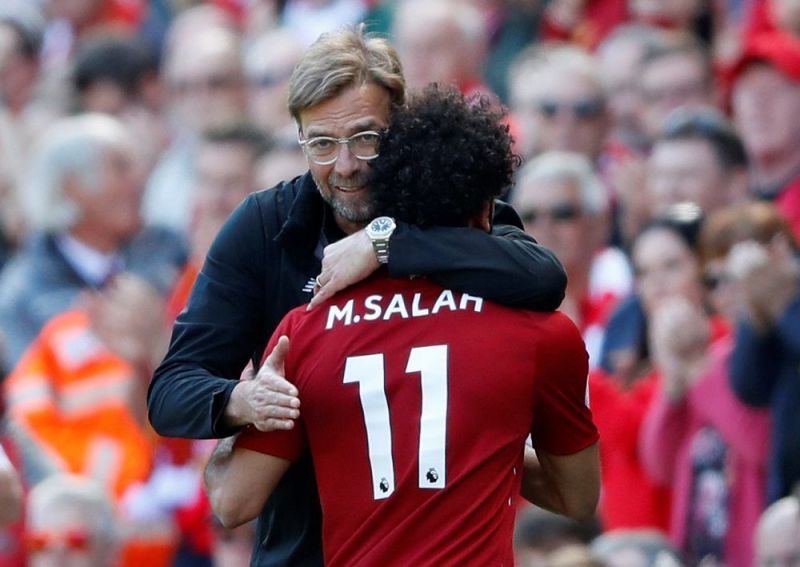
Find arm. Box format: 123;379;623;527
389;221;566;310
520;443;599;521
204;437;291;529
309;202;566;311
639;386;689;485
728;321;782;407
148;196;270;439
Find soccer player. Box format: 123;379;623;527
205;87;600;566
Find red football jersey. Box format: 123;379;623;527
237;274;598;566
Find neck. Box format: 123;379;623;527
67;227;119;254
334;214;367;235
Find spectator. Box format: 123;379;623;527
591;207;713;532
636;34;716;144
754;494;800;567
0;15;48;246
647;106;749;215
25;474;118;567
508;44;610;162
730;31;800;240
142;24;246;233
596;23;668;153
167;123;271;321
71;36;150;115
392;0;491;98
723;203;800;502
638;203;771;566
0;113;185;371
513;151;631;365
242;27;304;145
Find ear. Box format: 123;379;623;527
468;200;494;233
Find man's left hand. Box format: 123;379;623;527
308;229;380;310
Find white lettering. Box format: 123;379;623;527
363;295;383;321
326;300;354;330
459;293;483;312
411;293;430;316
431;290;457;314
383;294;410;320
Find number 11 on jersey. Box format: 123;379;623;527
343;345;449;500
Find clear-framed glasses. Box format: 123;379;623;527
298;130;382;165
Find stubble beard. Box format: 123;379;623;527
313;172;375;224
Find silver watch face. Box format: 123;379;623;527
369;216;395;238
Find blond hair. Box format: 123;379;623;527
287;25;405;123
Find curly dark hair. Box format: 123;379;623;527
368;86;519;228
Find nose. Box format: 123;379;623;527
333;143;360;177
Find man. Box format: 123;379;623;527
647;107;748;215
206;86;600;566
147;25;566;567
513;151;631;366
636;35;716;144
0;113;185;371
142;23;247;233
731;30;800;240
508;44;610;162
26;474;118;567
391;0;491;97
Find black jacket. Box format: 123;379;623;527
147;173;566;566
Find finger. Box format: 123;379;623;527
253;418;296;432
307;285;331;310
258;404;300;419
263;336;290;375
261;388;301;409
257;370;299;398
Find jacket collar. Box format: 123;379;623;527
274;172;346;258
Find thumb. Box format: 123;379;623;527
264;335;290;374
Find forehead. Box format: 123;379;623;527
735;62;795;90
633;226;691;265
651;138;717;166
516;175;580;206
642;51;705;81
299;83;391;136
533;69;603;100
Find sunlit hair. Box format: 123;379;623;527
701;202;798;264
28;474;117;565
287;25;405;124
508;44;605;107
23;113;135;232
514;151;608;215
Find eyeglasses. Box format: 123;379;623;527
298;130;382;165
519;203;582;224
537;98;605;120
26;529;92;554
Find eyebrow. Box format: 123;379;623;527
305;120;383;139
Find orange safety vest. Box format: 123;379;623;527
4;309;176;567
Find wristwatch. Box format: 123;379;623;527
365;216;396;264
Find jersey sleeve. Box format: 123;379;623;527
234;422;306;462
237;310;307;462
530;314;599;456
387;211;567;311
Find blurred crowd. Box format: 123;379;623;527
0;0;797;566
